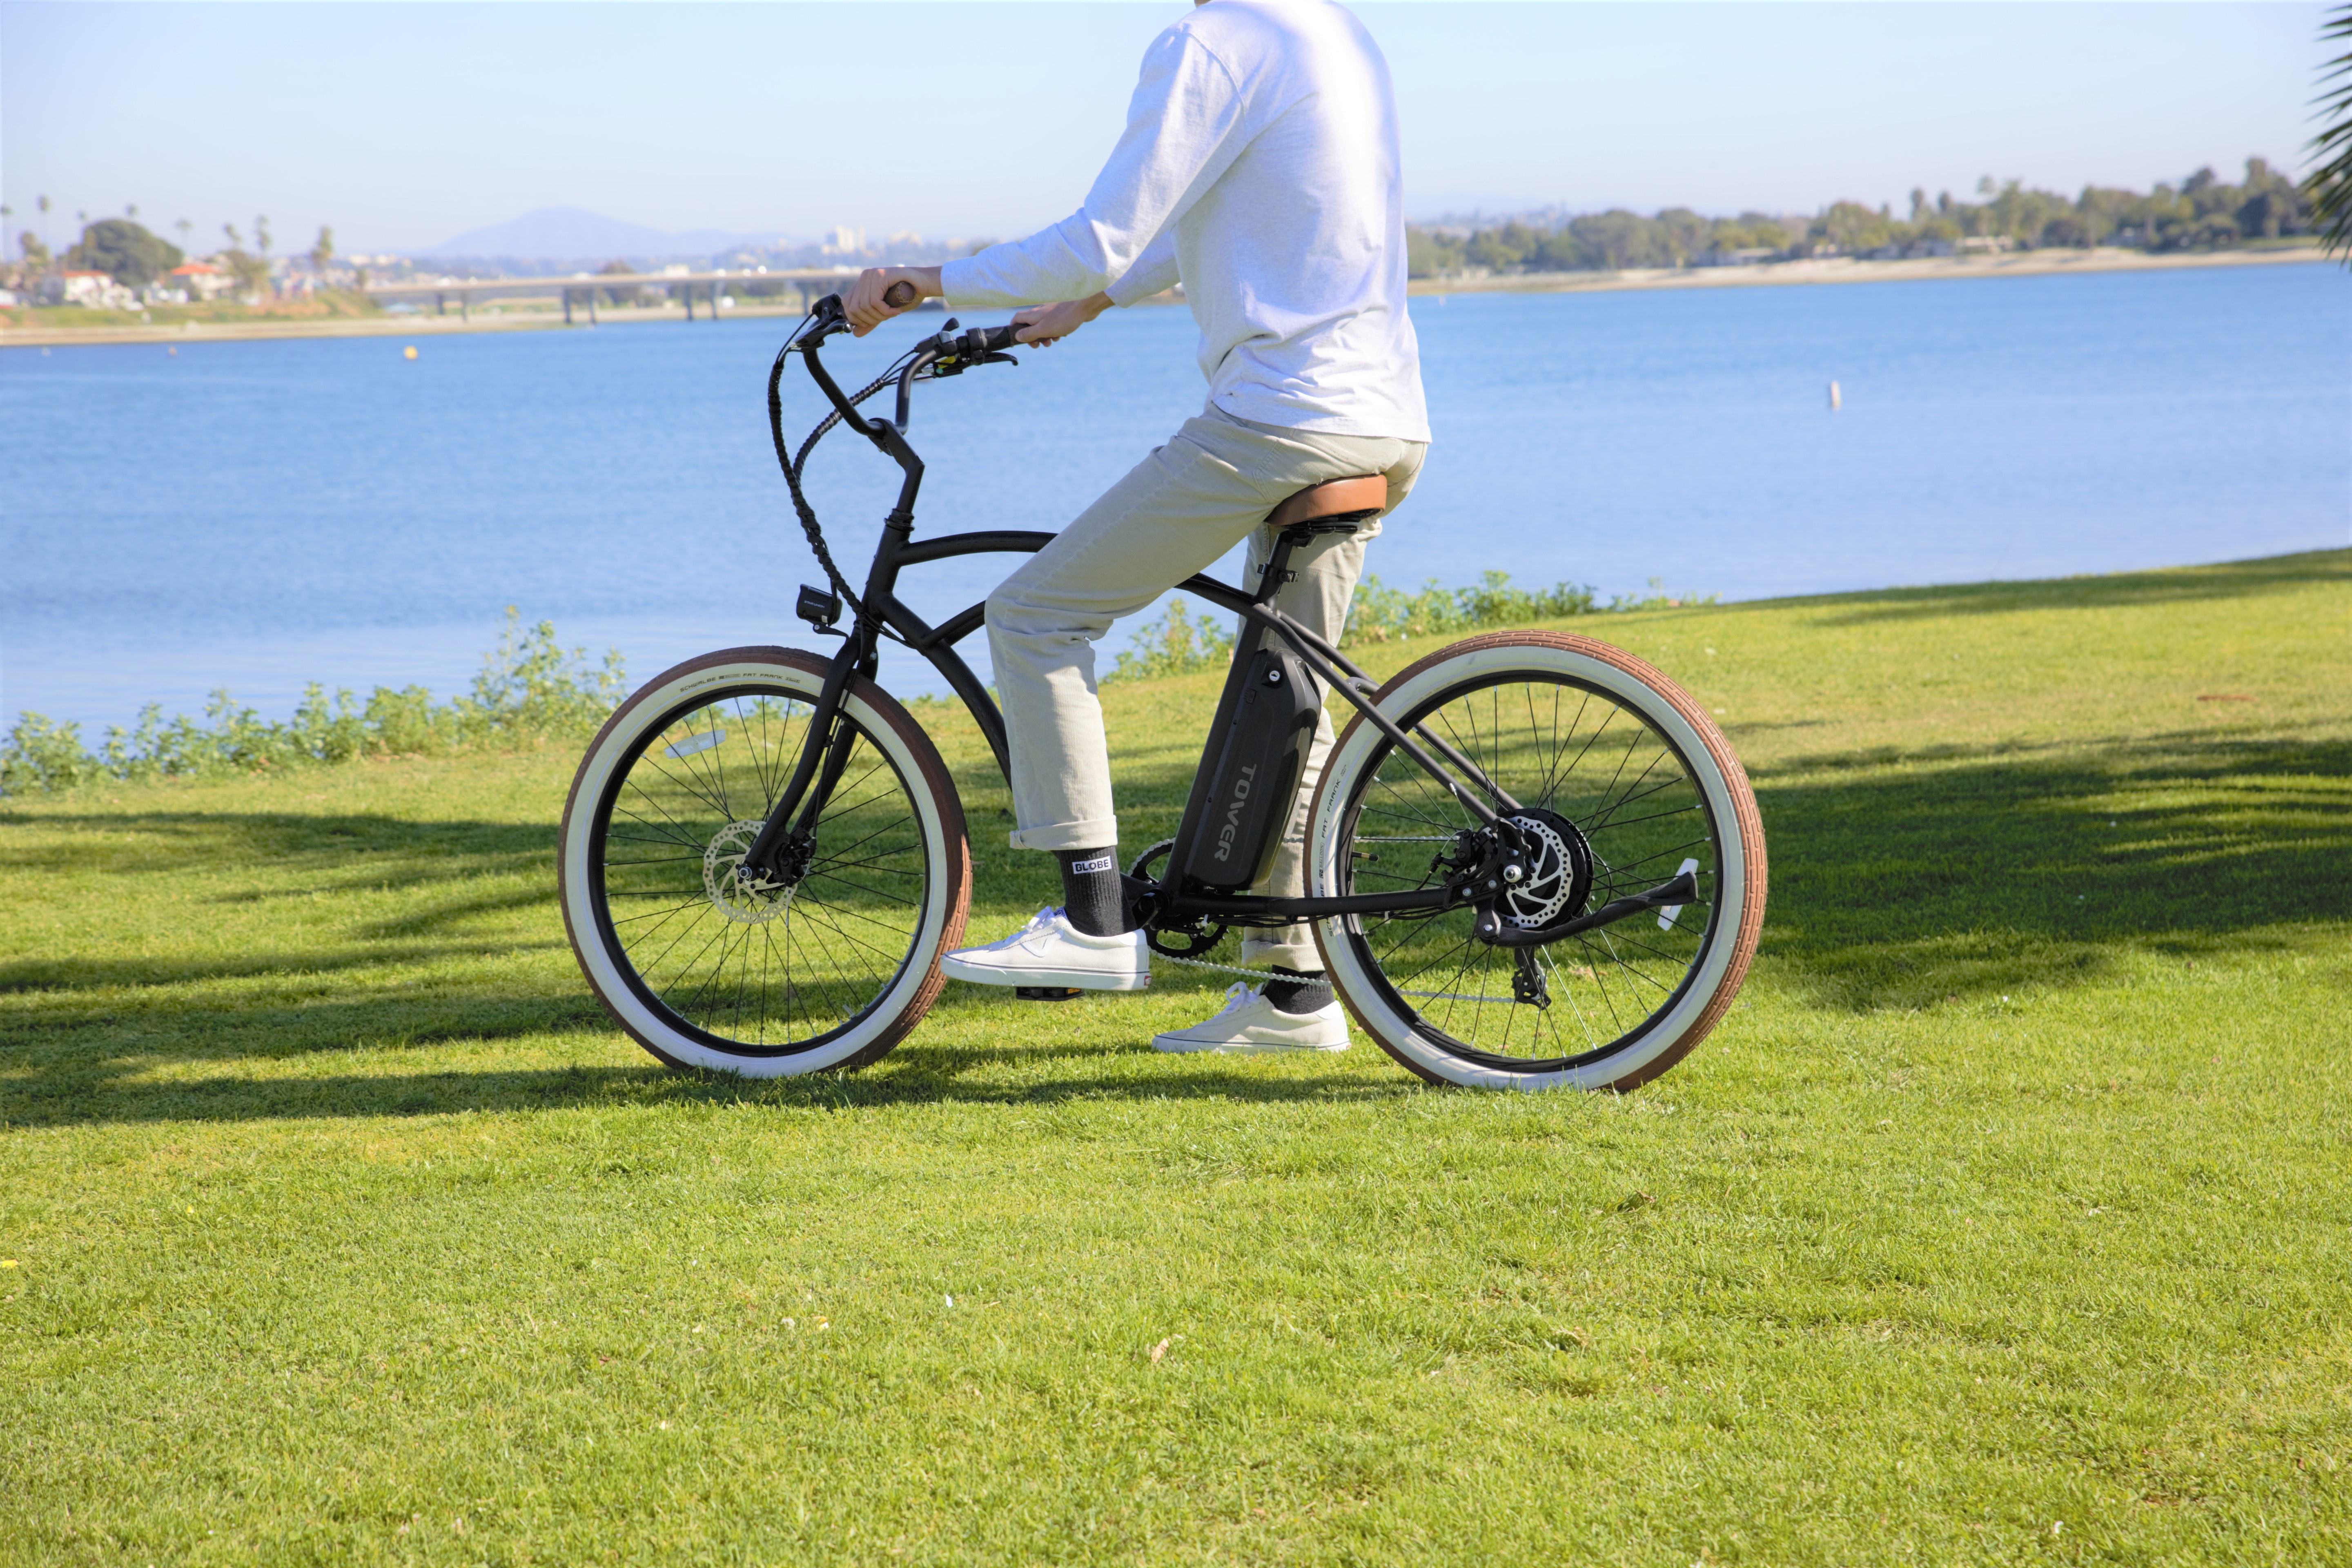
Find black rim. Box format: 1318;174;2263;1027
1336;670;1725;1072
588;682;932;1056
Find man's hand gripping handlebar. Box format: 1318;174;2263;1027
793;289;1023;441
848;265;1111;347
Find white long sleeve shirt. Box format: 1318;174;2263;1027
939;0;1428;442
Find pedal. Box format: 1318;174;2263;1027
1015;986;1082;1002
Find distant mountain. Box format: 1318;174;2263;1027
419;207;787;261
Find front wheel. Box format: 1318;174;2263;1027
557;646;971;1075
1307;631;1766;1091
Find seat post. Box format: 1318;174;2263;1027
1252;527;1310;605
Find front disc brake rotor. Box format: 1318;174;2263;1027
704;819;791;924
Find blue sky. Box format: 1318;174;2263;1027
0;2;2332;254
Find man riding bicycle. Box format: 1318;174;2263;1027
844;0;1428;1053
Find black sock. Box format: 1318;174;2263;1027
1263;965;1332;1015
1054;846;1130;936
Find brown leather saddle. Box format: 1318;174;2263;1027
1266;474;1388;531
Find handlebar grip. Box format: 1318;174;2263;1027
883;280;919;310
980;323;1022;352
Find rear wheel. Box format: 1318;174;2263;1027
558;647;970;1075
1307;631;1765;1091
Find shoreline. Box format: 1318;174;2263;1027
0;300;814;350
1407;242;2329;298
0;243;2329;351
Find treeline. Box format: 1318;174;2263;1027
1408;157;2312;277
5;212;340;298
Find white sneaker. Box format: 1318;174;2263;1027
1153;982;1350;1054
940;907;1150;992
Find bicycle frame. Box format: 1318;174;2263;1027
735;307;1548;933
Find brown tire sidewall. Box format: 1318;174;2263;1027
1307;630;1766;1091
557;646;969;1075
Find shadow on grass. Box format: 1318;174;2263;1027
1755;733;2352;1010
0;1016;1410;1127
0;806;554;873
2;732;2345;1125
1761;548;2348;627
0;807;557;996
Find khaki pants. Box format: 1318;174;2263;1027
985;405;1426;972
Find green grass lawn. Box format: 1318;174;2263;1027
3;551;2347;1565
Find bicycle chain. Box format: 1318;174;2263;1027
1150;949;1278;983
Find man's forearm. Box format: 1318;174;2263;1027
939;232;1125;311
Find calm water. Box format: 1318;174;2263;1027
4;263;2346;733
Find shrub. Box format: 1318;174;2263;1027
1105;601;1236;683
1344;570;1608;646
1;609;627;795
0;713;94;793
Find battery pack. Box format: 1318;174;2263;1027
1182;642;1322;891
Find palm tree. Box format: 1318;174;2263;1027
2310;4;2352;259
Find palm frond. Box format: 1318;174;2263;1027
2307;3;2352;259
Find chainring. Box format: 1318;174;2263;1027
1127;837;1232;959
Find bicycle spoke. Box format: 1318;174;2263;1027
588;679;934;1054
1336;664;1723;1070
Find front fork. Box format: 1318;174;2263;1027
735;633;868;888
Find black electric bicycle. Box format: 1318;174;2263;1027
557;295;1766;1091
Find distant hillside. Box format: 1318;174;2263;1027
420;207;786;262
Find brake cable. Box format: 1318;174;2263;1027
764;311;921;629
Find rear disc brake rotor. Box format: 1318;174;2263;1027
1498;809;1592;932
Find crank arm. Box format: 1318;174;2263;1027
1472;871;1701;947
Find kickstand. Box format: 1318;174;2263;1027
1510;950;1551;1009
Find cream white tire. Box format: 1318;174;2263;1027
1307;631;1766;1092
557;646;970;1076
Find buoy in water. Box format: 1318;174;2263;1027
1828;379;1842;410
403;345;418;360
167;346;177;356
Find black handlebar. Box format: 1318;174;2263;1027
769;292;1025;628
792;292;1022;444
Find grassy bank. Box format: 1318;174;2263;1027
0;289;385;334
2;551;2347;1564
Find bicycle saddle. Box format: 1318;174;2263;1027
1267;474;1388;530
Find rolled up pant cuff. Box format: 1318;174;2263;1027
1008;818;1122;853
